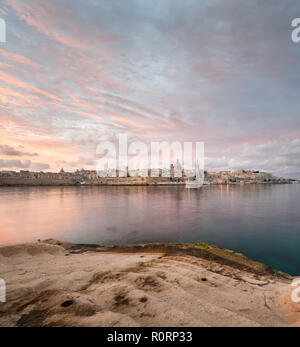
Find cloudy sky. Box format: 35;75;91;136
0;0;300;177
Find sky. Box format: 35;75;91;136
0;0;300;177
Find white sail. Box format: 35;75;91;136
185;161;204;188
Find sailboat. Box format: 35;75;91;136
185;162;204;188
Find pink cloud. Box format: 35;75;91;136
0;71;63;101
0;49;39;68
72;102;144;128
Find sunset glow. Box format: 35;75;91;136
0;0;300;177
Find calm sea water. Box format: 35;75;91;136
0;184;299;275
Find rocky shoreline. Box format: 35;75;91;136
0;239;299;327
44;239;291;279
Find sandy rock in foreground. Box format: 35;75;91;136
0;242;299;327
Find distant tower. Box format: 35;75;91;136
170;163;175;178
60;168;64;173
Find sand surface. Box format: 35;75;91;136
0;240;299;327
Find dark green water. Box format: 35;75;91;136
0;184;299;275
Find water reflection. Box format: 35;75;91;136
0;184;300;275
